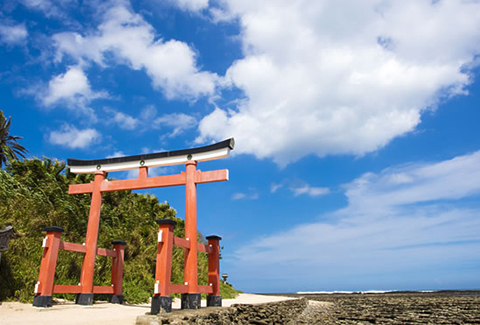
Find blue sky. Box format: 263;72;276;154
1;0;480;293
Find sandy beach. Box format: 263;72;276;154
0;294;296;325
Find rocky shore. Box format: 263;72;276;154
136;298;314;325
138;291;480;325
291;290;480;324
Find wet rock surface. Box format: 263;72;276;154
290;291;480;324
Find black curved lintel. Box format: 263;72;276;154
156;219;177;226
44;226;65;233
68;138;234;167
206;235;222;241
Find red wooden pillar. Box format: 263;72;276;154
33;226;64;307
110;240;126;304
182;161;201;309
77;171;106;305
206;235;222;306
151;219;176;314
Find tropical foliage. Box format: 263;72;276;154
0;110;28;168
0;158;239;303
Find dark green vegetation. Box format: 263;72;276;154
0;110;28;168
0;158;239;303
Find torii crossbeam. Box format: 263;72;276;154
33;138;234;310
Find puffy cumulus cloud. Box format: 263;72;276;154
198;0;480;166
0;22;28;45
104;107;140;130
42;67;90;105
39;66;107;118
112;112;139;130
228;151;480;291
154;113;197;137
53;6;218;100
49;124;100;149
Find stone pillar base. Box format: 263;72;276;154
207;295;222;307
76;293;94;305
151;296;172;314
33;295;52;308
181;293;201;309
110;295;124;304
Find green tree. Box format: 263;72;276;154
0;110;28;168
0;158;239;303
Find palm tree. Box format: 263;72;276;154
0;110;28;168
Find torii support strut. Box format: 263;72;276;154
55;138;233;307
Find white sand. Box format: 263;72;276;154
221;293;296;307
0;294;296;325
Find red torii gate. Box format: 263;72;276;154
33;139;234;312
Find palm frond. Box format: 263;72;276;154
0;111;28;168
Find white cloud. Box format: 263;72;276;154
290;184;329;197
140;105;157;120
104;108;139;130
345;150;480;211
99;105;193;134
270;182;283;193
53;6;218;100
231;192;245;200
0;23;28;45
209;6;236;23
42;67;90;105
270;179;329;197
106;151;125;158
170;0;209;12
198;0;480;166
19;0;74;19
228;151;480;290
49;124;100;149
154;113;197;137
39;66;107;118
232;192;259;200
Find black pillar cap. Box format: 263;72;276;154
76;293;94;305
181;293;201;310
44;226;64;233
156;219;177;226
110;295;124;304
111;240;127;245
151;296;172;314
33;295;53;307
206;235;222;241
207;295;222;307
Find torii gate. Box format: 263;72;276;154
33;138;234;312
